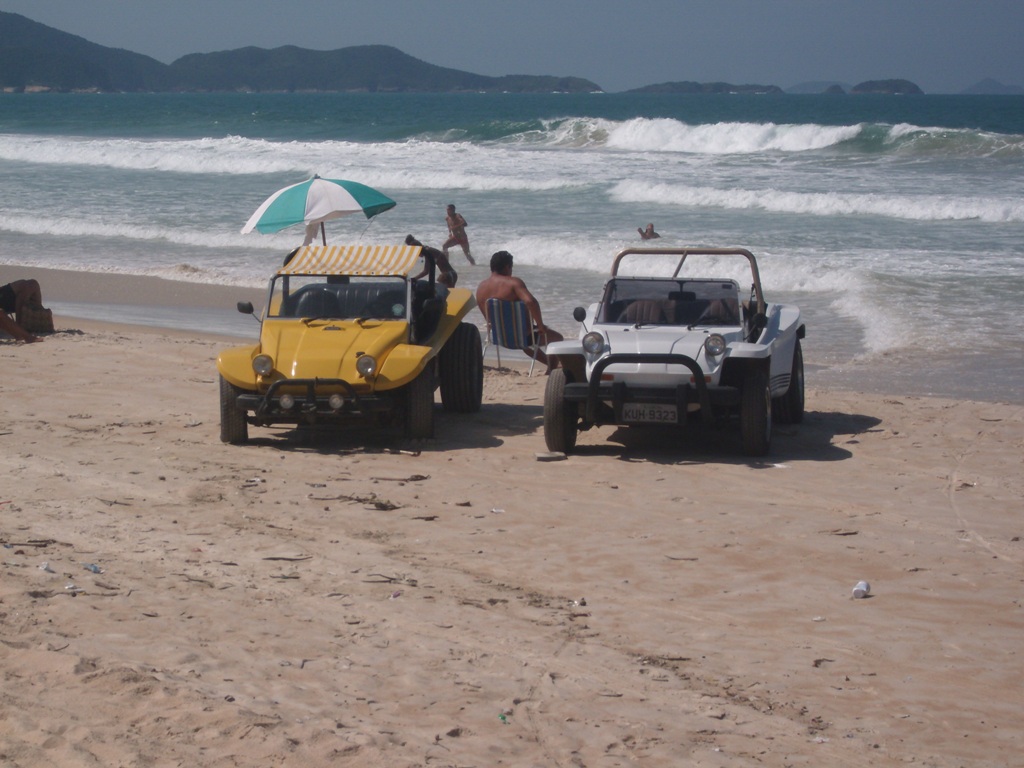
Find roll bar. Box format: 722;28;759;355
610;247;766;315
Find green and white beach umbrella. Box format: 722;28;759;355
241;176;397;244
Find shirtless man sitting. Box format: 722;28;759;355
475;250;562;366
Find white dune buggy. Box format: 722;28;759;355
543;247;805;456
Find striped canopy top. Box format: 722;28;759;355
277;244;422;277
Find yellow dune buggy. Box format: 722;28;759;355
217;241;482;443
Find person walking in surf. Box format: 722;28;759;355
443;204;475;265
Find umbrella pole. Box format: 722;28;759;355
320;222;327;246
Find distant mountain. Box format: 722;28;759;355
0;11;171;91
627;81;783;95
850;79;923;95
168;44;600;93
0;12;600;93
961;78;1023;95
0;11;949;97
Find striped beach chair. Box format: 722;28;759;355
484;298;540;376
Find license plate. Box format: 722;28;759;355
622;403;678;423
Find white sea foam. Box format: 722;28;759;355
609;179;1024;223
0;134;309;175
506;117;866;154
0;134;595;193
602;118;863;154
4;118;1018;186
886;123;1024;158
536;117;1024;158
0;212;250;248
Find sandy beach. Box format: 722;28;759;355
2;274;1023;767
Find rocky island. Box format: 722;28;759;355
627;81;783;95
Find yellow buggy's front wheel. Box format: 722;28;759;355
439;322;483;413
404;367;435;439
219;376;249;444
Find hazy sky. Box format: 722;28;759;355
2;0;1022;93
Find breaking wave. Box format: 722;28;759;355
493;116;1024;157
610;179;1024;222
4;116;1021;181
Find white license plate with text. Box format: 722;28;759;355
622;404;678;423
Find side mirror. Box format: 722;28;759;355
237;301;254;315
573;306;587;322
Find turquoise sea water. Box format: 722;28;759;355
1;93;1022;401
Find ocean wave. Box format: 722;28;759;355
0;133;589;192
493;116;1024;158
487;116;863;153
874;123;1024;158
7;118;1021;176
610;179;1024;222
0;212;266;249
603;118;863;154
0;134;314;175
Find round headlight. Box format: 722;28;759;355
278;393;296;410
328;393;345;410
252;354;273;376
582;331;605;355
704;334;727;357
356;353;378;378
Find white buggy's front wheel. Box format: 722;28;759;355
543;368;578;453
740;369;771;456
